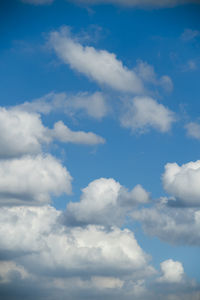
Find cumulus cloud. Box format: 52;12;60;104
17;91;109;120
0;205;155;297
0;107;105;159
132;199;200;246
0;204;198;300
0;155;72;206
63;178;150;227
49;28;144;94
158;259;184;283
120;96;175;133
162;160;200;206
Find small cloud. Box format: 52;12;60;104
120;96;176;134
185;122;200;139
181;29;200;42
158;259;185;283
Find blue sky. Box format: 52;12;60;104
1;0;200;299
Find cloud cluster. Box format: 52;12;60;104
0;205;157;300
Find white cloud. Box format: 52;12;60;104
162;160;200;206
158;259;184;283
135;61;173;92
132;200;200;246
17;91;109;120
0;155;72;206
51;121;105;144
181;29;200;42
0;205;198;299
0;108;50;158
0;205;154;280
49;27;144;94
185;122;200;139
120;96;175;133
64;178;150;226
0;107;105;159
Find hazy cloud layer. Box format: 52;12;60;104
17;91;109;120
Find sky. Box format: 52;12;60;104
1;0;200;299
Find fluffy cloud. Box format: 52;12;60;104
120;96;175;133
0;155;72;206
158;259;184;283
17;91;109;120
0;204;198;300
0;205;155;297
132;200;200;246
51;121;105;144
162;160;200;206
49;28;144;94
0;108;50;158
63;178;150;227
0;108;105;158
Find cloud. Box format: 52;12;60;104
132;200;200;246
181;29;200;42
185;122;200;139
134;61;173;92
49;27;144;94
0;204;198;300
120;96;175;133
62;178;149;227
51;121;105;144
0;205;155;297
0;107;105;159
0;155;72;206
17;91;109;120
158;259;184;283
162;160;200;206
